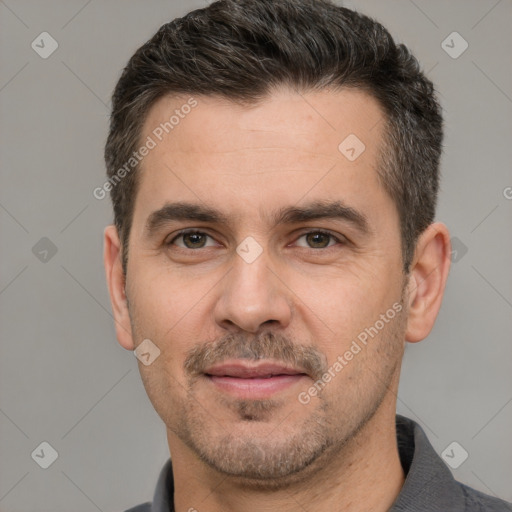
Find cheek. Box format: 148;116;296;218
127;268;219;375
289;264;401;338
128;265;202;335
291;281;403;383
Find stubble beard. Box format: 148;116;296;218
131;284;408;489
167;322;406;487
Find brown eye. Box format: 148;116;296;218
295;231;341;249
168;231;214;249
306;232;331;248
183;232;207;248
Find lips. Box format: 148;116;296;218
203;361;307;399
205;362;305;379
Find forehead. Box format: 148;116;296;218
142;87;384;162
132;87;392;234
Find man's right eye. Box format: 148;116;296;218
167;230;217;249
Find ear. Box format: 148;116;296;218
103;225;135;350
405;222;451;343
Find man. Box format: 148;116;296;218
103;0;512;510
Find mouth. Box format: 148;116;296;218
203;361;308;399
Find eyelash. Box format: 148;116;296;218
166;229;345;251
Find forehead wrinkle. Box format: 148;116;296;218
167;147;338;160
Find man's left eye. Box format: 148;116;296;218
295;231;342;249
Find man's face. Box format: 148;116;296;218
124;87;408;482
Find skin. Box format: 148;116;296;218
104;87;451;512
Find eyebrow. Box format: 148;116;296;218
144;199;371;238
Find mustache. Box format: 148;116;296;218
184;331;328;381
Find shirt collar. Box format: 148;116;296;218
150;415;466;512
151;457;174;511
389;414;466;511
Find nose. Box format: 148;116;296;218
213;246;292;334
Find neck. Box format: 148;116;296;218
169;397;405;512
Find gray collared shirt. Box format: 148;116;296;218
125;415;512;511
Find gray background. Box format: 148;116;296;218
1;0;511;510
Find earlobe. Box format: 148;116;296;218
405;223;451;343
103;225;135;350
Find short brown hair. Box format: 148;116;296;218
104;0;443;274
